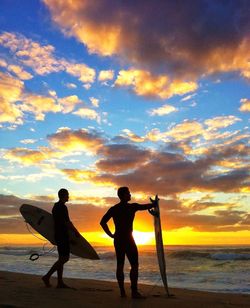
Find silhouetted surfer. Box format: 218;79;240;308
100;187;157;299
42;188;80;288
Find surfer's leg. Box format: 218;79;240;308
126;238;145;298
126;238;138;290
56;255;70;288
114;239;126;297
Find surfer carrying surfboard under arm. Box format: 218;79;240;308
42;188;81;288
100;186;157;299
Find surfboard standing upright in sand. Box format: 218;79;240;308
149;195;170;296
20;204;99;260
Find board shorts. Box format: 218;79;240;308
55;236;70;257
114;234;138;266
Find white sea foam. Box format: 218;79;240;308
0;245;249;294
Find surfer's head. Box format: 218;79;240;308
117;186;131;202
58;188;69;203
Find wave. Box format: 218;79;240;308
98;252;116;260
168;249;250;261
0;246;55;257
1;246;250;261
211;253;250;261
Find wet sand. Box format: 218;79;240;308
0;271;249;307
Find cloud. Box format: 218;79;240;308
61;169;97;182
89;97;99;108
47;128;105;154
43;0;250;81
0;32;96;86
96;144;151;173
73;108;100;122
115;69;197;99
0;193;248;235
57;95;82;113
0;72;24;124
21;93;60;121
65;82;77;89
165;120;204;141
7;64;33;80
204;115;241;130
0;58;7;67
4;148;48;165
98;70;114;82
62;61;96;85
20;139;38;144
149;104;177;116
0;194;113;234
57;135;249;197
0;31;64;75
181;93;197;102
120;129;145;143
239;98;250;112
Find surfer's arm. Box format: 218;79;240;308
135;199;158;211
100;210;114;238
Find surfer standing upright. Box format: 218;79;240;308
42;188;80;288
100;186;157;298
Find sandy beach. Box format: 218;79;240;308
0;271;249;308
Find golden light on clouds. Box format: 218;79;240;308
58;95;82;113
73;108;100;122
8;64;33;80
149;104;177;116
205;116;241;130
115;69;197;99
239;98;250;112
0;72;24;124
47;128;105;154
98;70;114;82
22;94;60;121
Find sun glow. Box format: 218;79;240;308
132;231;155;245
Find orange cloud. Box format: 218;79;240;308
58;95;82;113
120;129;145;143
239;98;250;112
63;61;96;84
0;32;96;86
0;58;7;67
98;70;114;82
115;69;197;99
204;116;241;130
4;148;47;165
73;108;100;122
61;169;97;182
8;64;33;80
47;128;105;154
0;72;24;124
21;93;60;121
0;32;64;75
165;120;204;141
43;0;250;81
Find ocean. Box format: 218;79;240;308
0;245;249;294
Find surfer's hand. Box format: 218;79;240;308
150;197;159;207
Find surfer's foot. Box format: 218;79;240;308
42;275;51;288
120;289;127;298
57;283;72;289
131;291;146;299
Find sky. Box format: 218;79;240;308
0;0;249;246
